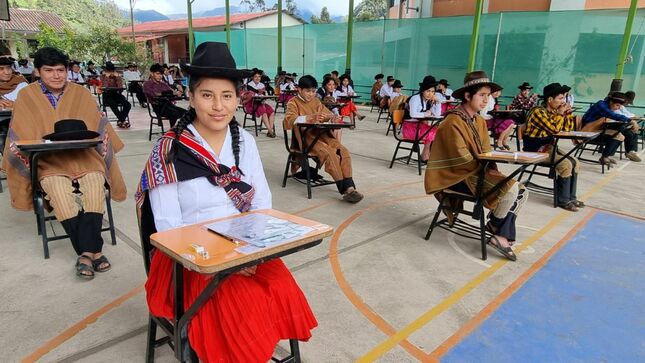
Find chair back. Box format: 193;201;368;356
392;109;405;126
136;194;157;275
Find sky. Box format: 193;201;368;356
112;0;349;17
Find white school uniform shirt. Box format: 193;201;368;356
435;91;446;104
163;74;174;85
445;88;453;98
616;105;635;118
337;85;355;96
565;94;575;107
2;81;28;101
379;84;393;98
480;95;495;120
122;70;142;82
149;124;272;232
67;71;84;83
408;93;441;119
280;82;295;91
247;80;265;92
17;65;33;75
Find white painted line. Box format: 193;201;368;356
447;234;492;268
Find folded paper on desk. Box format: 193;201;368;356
205;214;314;254
490;150;544;159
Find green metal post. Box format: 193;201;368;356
345;0;355;76
611;0;639;92
187;0;195;61
226;0;231;48
129;0;136;45
466;0;484;72
277;0;283;74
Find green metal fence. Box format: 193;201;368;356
195;9;645;104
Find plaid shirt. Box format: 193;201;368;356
510;93;537;112
582;99;631;125
524;106;575;138
38;80;66;109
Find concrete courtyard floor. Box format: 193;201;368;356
2;100;644;362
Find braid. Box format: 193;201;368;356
166;107;196;163
229;117;244;175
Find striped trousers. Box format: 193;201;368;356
40;172;106;222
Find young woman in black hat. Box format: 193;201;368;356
403;75;441;161
136;42;317;362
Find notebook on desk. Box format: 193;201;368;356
204;214;314;249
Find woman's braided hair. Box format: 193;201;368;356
167;76;244;174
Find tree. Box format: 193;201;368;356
311;6;332;24
354;0;387;21
285;0;297;14
9;0;128;32
239;0;267;12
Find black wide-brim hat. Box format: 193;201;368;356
419;75;438;91
452;71;502;100
538;83;567;100
392;80;403;88
0;55;16;65
180;42;253;81
518;82;533;90
43;119;100;141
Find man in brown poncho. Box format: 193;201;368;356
2;47;126;279
284;75;363;203
425;71;528;261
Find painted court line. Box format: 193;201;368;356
428;210;596;360
357;168;621;361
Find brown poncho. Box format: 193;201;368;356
2;82;127;211
424;108;513;209
0;74;28;96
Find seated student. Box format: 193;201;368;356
278;73;297;104
510;82;538;112
404;75;441;161
83;61;101;88
243;69;276;137
67;61;85;83
389;79;404;107
143;63;186;128
425;71;528;261
17;59;34;82
161;64;184;94
437;79;454;114
523;83;582;211
0;53;29;154
337;74;365;122
371;73;384;106
614;90;641;162
100;62;132;128
330;70;340;84
3;47;126;278
261;73;275;95
581;92;638;165
379;75;395;108
136;42;317;363
317;76;340;113
481;88;515;150
285;75;364;203
122;63;147;107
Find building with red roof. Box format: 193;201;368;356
118;10;303;64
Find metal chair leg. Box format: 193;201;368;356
389;142;401;169
282;157;291;188
289;339;301;363
425;201;443;240
105;193;117;245
36;197;50;259
478;205;487;261
304;160;312;199
146;316;157;363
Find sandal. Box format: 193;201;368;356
487;236;517;261
92;255;111;273
76;255;95;279
502;144;511;151
118;120;131;129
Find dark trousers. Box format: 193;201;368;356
599;134;622;157
61;212;104;255
103;92;132;122
154;103;187;128
0;118;9;155
128;82;147;105
622;129;638;153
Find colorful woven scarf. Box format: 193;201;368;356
135;130;255;213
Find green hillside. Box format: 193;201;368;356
10;0;128;31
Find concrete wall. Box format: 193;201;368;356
550;0;586;11
245;13;302;29
488;0;552;12
585;0;645;9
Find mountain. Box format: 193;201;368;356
199;6;243;17
133;9;169;22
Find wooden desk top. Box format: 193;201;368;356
150;209;333;274
555;131;600;139
477;151;549;164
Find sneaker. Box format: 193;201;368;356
342;190;364;203
608;157;617;165
626;151;642;162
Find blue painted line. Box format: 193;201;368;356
443;212;645;363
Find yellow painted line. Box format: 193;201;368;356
357;169;620;362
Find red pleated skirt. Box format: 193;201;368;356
340;100;357;116
145;251;318;363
